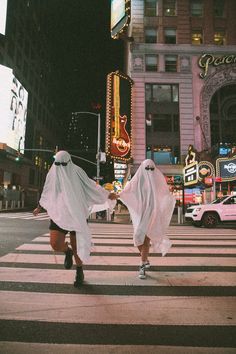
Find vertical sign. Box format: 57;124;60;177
106;71;133;162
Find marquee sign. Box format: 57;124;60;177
198;53;236;78
198;161;215;183
216;156;236;181
183;161;199;186
106;71;133;162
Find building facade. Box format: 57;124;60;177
0;0;60;206
122;0;236;201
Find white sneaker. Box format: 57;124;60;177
139;264;146;279
144;260;150;269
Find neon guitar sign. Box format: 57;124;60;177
110;74;131;157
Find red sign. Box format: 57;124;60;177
215;177;222;182
204;177;213;185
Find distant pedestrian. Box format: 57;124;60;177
33;150;117;287
119;159;176;279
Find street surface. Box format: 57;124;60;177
0;212;236;353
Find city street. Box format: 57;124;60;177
0;212;236;353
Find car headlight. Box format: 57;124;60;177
194;207;202;212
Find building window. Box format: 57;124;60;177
145;27;157;43
153;114;172;132
145;55;158;71
145;84;180;164
191;29;203;44
190;0;203;17
214;0;224;17
145;0;158;16
214;30;225;45
145;84;179;102
165;55;178;72
163;0;176;16
164;28;176;44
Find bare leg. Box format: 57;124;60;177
137;235;150;264
50;230;68;252
69;232;83;266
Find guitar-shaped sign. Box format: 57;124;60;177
110;74;131;157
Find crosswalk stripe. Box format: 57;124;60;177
0;290;235;325
0;215;235;349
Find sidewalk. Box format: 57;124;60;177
0;206;185;226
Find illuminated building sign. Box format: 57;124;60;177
0;64;28;152
198;53;236;78
106;71;133;162
198;161;215;183
0;0;7;35
110;0;131;39
216;156;236;181
183;161;199;186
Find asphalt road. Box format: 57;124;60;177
0;218;49;256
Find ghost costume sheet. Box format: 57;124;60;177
39;151;115;262
119;159;176;256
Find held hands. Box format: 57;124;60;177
108;192;119;200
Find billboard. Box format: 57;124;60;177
0;0;8;35
110;0;131;39
0;64;28;152
216;156;236;181
106;71;133;162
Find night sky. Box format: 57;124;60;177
44;0;124;120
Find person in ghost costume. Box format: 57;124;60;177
119;159;176;279
33;151;117;287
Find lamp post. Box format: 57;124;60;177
72;111;101;181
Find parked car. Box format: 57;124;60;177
191;195;236;228
185;204;200;222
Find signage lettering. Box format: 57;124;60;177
198;53;236;78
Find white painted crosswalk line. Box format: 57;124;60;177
0;211;49;220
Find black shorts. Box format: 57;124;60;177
49;219;75;236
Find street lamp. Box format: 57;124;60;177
72;111;101;181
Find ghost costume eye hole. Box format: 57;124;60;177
145;166;154;171
54;160;70;166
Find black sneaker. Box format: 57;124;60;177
64;248;73;269
74;266;84;287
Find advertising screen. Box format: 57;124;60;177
111;0;126;30
0;0;8;35
0;64;28;152
110;0;130;38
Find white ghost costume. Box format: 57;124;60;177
39;151;115;262
119;159;176;256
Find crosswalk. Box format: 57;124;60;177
0;211;49;221
0;220;236;353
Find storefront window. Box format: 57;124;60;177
145;84;180;164
145;84;179;102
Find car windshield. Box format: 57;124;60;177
211;196;228;204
